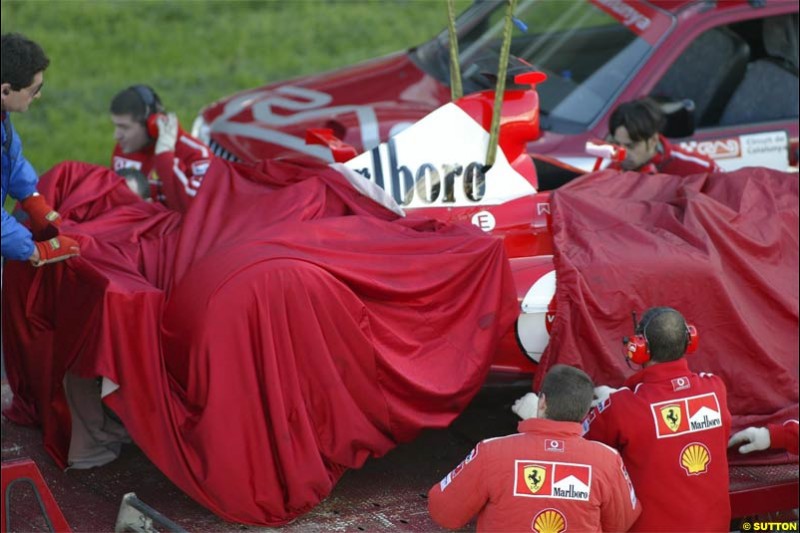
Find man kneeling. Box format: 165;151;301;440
428;365;641;532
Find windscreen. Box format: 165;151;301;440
413;0;674;133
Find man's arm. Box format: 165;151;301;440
768;420;799;455
732;420;799;455
582;387;627;448
427;443;489;529
151;120;212;211
2;119;39;260
6;121;40;201
600;449;642;531
1;208;35;261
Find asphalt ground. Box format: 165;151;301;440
1;377;531;532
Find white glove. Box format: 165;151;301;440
511;392;539;420
591;385;619;408
728;427;771;454
154;112;179;155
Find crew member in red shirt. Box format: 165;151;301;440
729;419;799;456
584;306;732;532
110;85;213;212
428;364;641;532
608;97;720;176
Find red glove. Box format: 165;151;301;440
21;194;62;241
31;236;80;267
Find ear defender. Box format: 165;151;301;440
623;309;698;364
624;334;651;365
685;325;698;354
146;113;161;138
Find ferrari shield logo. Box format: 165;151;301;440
524;465;546;493
661;405;682;432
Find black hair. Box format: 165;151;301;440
540;364;594;422
1;33;50;90
609;97;666;142
109;85;164;124
637;307;689;363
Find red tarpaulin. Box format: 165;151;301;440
3;160;518;526
538;168;799;459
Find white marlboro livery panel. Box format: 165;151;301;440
680;131;790;172
344;103;537;208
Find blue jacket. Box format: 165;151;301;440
2;112;38;260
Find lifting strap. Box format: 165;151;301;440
486;0;517;168
446;0;463;101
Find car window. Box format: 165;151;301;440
413;0;674;134
652;13;799;129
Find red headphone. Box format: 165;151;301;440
624;308;698;365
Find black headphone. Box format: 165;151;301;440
129;85;163;137
130;85;158;116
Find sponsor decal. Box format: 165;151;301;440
596;397;611;413
544;312;555;333
588;0;671;45
537;203;550;215
344;104;536;208
660;404;682;433
192;160;211;176
113;157;143;172
681;131;789;171
680;442;710;476
471;211;496;232
514;460;591;501
545;439;564;453
592;0;651;31
581;410;596;435
439;446;478;491
532;508;567;533
681;138;742;160
621;462;637;508
651;393;722;438
671;377;690;392
352;139;485;205
524;465;547;493
212;86;378;163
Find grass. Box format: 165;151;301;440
2;0;470;175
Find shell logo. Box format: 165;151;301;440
532;508;567;533
680;442;710;475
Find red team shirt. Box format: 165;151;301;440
111;128;213;212
768;420;799;455
584;358;732;532
428;418;641;532
611;134;722;176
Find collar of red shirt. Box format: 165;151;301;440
648;134;674;170
518;417;584;437
623;358;692;389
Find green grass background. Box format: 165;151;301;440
2;0;469;175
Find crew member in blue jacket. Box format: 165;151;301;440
2;33;79;265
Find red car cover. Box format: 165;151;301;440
2;160;518;526
538;168;799;463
